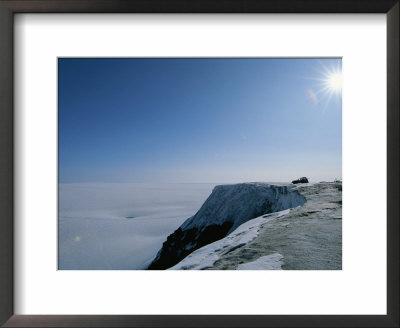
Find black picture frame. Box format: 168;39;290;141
0;1;398;327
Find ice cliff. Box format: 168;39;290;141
147;183;306;270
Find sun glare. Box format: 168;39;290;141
306;61;342;109
327;72;342;93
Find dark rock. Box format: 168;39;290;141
292;177;309;184
147;222;233;270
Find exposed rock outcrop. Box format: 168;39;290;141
292;177;309;184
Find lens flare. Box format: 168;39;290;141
307;90;318;104
305;60;342;110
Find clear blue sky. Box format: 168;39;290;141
59;58;342;183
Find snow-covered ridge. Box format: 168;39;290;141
148;183;306;270
181;183;305;233
169;209;290;270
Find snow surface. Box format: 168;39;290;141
213;182;342;270
59;183;216;269
169;209;291;270
236;253;284;270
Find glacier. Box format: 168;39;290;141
169;209;291;270
170;182;342;270
148;183;306;270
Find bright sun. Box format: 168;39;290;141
306;61;342;109
327;72;342;93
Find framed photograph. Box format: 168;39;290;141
57;57;343;272
0;1;398;327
